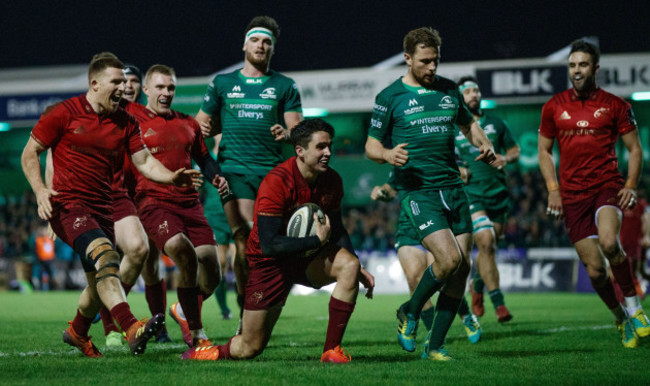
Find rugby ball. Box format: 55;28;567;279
287;203;325;238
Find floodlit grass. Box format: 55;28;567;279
1;291;649;385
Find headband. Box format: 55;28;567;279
245;27;276;46
459;81;479;92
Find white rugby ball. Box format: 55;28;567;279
287;203;325;238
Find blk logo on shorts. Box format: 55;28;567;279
419;220;434;230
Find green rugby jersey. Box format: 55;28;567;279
200;69;302;176
455;115;517;197
368;76;473;192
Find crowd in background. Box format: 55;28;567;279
1;168;647;289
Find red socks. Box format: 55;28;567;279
99;306;119;335
178;286;202;330
593;278;620;310
217;337;234;359
610;258;637;297
323;297;355;352
71;310;94;337
110;302;138;332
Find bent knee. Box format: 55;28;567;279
599;239;620;258
336;253;361;279
585;264;607;283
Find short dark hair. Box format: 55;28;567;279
123;64;142;82
569;39;600;65
246;16;280;41
144;64;176;85
458;76;479;87
88;54;124;83
290;119;335;149
403;27;442;56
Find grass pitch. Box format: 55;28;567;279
1;291;649;385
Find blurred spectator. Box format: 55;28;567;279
33;223;56;290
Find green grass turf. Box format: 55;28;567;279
1;291;649;385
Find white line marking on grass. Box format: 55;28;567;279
0;343;189;358
540;324;611;333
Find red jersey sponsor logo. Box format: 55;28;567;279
576;120;589;127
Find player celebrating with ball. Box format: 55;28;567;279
182;118;375;363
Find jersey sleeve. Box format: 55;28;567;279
283;81;302;113
199;75;222;117
30;103;67;148
256;171;288;217
455;88;474;127
614;99;637;135
538;99;557;138
367;93;392;141
126;120;146;156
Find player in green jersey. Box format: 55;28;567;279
365;27;495;361
371;172;482;345
195;16;303;329
455;76;520;323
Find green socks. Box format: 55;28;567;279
420;307;435;330
428;293;461;351
457;296;471;317
406;265;445;318
488;289;505;308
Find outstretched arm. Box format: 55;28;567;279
130;148;202;188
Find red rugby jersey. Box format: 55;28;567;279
31;94;145;213
539;88;637;204
112;101;147;199
246;156;343;263
129;107;209;208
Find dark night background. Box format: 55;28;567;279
2;0;649;76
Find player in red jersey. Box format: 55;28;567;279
93;62;174;346
538;40;650;348
181;119;375;363
21;54;200;357
130;64;227;348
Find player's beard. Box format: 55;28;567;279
246;50;271;69
571;77;595;94
467;100;480;115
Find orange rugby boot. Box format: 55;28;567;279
62;321;103;358
181;344;221;360
320;346;351;363
125;313;164;355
